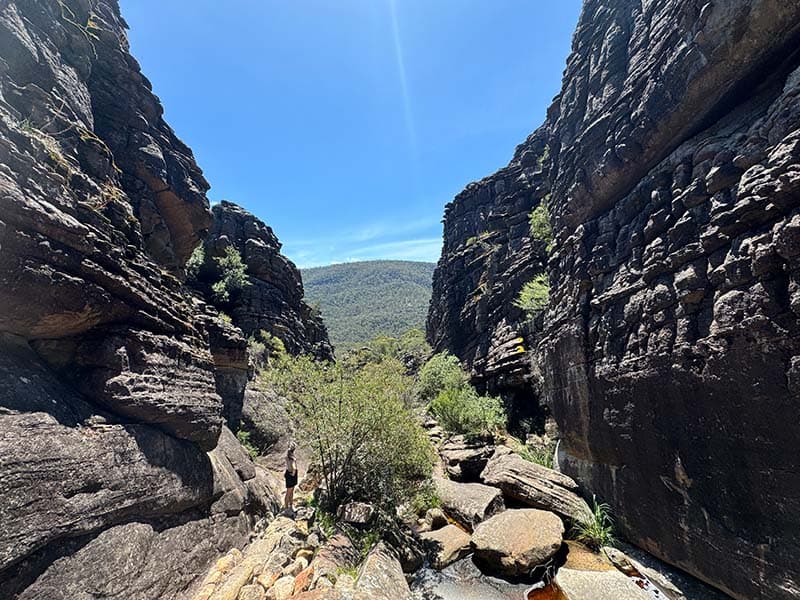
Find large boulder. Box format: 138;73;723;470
432;477;504;531
354;543;411;600
471;509;564;577
480;452;592;523
420;524;472;570
554;567;650;600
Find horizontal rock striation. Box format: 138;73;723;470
427;129;552;431
193;201;333;361
0;1;284;597
428;1;800;598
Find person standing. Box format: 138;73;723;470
284;441;298;515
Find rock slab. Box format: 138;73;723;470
471;508;564;577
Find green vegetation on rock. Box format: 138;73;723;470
571;495;616;550
211;246;250;302
514;274;550;316
301;260;435;350
529;201;553;252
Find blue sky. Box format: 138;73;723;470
121;1;582;268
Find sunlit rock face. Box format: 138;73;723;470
192;201;334;361
0;1;279;596
429;1;800;598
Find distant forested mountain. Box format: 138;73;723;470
301;260;436;350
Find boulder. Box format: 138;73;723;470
336;502;375;526
480;452;592;523
237;585;265;600
420;524;472;569
424;508;448;531
439;435;496;481
432;477;504;531
471;509;564;577
354;543;411;600
554;567;650;600
265;575;294;600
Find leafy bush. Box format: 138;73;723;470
429;386;506;437
341;329;431;378
417;352;469;403
262;354;434;512
248;330;287;372
185;244;205;280
508;436;556;469
514;274;550;316
408;479;441;516
212;246;250;302
529;202;553;252
572;495;616;549
236;425;259;459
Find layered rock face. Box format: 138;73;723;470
429;1;800;598
192;201;333;361
0;1;279;597
427;130;552;430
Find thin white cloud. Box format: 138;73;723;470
291;237;442;269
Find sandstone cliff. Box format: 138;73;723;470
0;1;306;596
191;201;333;362
428;1;800;598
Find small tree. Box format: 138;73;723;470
185;244;205;281
514;274;550;317
417;352;469;402
212;246;250;302
529;202;553;253
262;354;433;512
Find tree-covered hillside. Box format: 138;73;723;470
301;261;435;350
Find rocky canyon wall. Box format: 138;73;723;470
0;1;320;597
191;201;333;362
427;128;552;431
429;1;800;598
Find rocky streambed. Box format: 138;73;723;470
189;428;730;600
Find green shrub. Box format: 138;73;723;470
508;436;556;469
185;244;205;280
212;246;250;302
248;330;287;372
262;354;434;512
571;495;616;549
408;479;441;516
236;425;259;459
529;202;553;252
430;387;506;436
514;274;550;316
417;352;469;402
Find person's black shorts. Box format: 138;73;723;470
284;470;298;489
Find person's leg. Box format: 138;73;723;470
286;486;294;510
284;487;291;511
